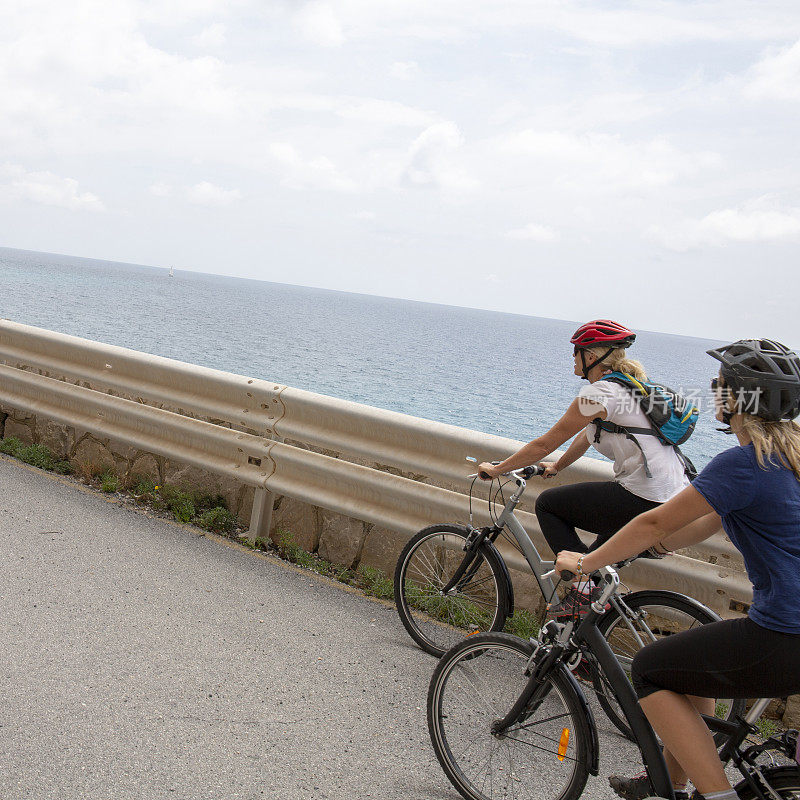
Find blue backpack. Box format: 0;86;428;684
591;371;699;480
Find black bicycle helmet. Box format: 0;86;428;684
707;338;800;422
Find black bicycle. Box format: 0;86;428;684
427;564;799;800
394;463;745;737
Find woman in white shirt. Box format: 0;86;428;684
478;319;690;616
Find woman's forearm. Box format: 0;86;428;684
578;496;718;572
580;513;664;573
553;435;591;471
494;438;554;473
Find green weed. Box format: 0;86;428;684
195;506;237;533
17;444;57;471
504;609;541;640
132;477;158;498
756;716;780;740
0;437;23;457
357;564;394;600
100;469;119;493
170;494;195;524
1;439;72;475
194;492;228;513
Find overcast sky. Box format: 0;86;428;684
2;1;799;343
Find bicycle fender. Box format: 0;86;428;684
482;540;515;618
560;665;600;776
620;589;721;622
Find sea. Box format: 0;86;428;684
0;246;729;469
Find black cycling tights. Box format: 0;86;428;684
534;480;660;558
633;616;800;700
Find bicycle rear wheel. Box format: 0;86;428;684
428;632;592;800
734;766;800;800
394;524;509;657
592;590;746;741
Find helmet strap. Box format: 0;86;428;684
581;346;616;380
716;408;735;434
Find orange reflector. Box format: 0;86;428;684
466;629;480;637
557;728;570;761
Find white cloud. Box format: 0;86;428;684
294;2;344;47
0;164;105;212
745;38;800;101
192;23;227;49
268;143;356;192
149;182;172;197
498;130;721;193
185;181;241;206
647;198;800;251
353;210;376;220
505;222;559;242
334;97;437;128
401;122;477;192
282;1;800;49
390;61;419;79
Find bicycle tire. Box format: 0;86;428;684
592;590;747;741
428;632;593;800
734;766;800;800
394;524;509;657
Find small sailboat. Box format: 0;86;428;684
169;266;174;278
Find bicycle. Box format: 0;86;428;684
394;462;746;737
427;564;800;800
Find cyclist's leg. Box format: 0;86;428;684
535;481;658;557
631;617;800;795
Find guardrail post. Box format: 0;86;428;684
246;487;275;544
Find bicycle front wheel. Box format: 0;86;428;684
428;632;592;800
394;524;509;657
593;590;747;740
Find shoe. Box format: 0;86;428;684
546;586;606;619
609;773;689;800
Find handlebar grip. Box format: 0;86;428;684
520;464;546;479
478;470;492;480
560;570;576;582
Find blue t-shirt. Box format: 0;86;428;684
692;444;800;634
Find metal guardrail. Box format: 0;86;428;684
0;320;750;615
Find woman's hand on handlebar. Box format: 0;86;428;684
540;462;559;479
555;550;585;579
477;461;501;481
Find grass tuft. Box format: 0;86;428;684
503;609;541;640
195;506;237;533
357;564;394;600
0;437;23;457
1;438;72;474
100;469;119;493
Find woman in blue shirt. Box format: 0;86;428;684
555;338;800;800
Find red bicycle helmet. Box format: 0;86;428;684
570;319;636;349
571;320;636;379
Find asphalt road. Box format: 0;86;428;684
0;455;645;799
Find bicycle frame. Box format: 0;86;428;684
467;473;690;650
484;474;558;600
702;699;799;800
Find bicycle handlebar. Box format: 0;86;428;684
467;459;547;481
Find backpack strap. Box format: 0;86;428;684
592;419;654;478
592;419;697;481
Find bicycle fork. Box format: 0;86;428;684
439;526;494;595
490;640;566;736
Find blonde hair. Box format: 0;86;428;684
740;415;800;481
585;346;647;380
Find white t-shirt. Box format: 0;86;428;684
577;379;690;502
